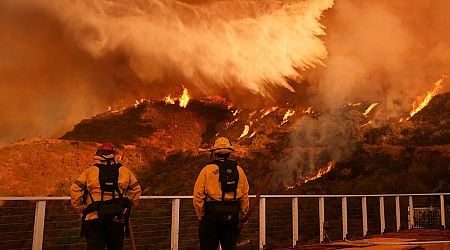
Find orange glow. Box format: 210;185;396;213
363;103;378;117
260;106;278;119
408;76;446;119
179;87;190;108
238;125;250;139
281;109;296;125
249;131;256;138
303;107;314;114
304;162;334;184
285;162;335;190
164;95;175;105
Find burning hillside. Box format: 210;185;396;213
1;0;450;197
0;90;449;196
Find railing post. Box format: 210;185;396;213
440;194;446;229
379;196;385;234
408;196;414;229
292;197;299;247
259;198;266;250
362;196;367;237
32;200;46;250
342;197;348;240
171;198;180;250
395;196;401;231
319;197;325;243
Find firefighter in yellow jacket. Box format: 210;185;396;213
193;137;249;250
70;143;141;250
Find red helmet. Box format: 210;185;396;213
95;142;116;156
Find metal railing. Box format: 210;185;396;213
1;193;449;250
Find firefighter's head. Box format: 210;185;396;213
94;142;116;160
210;137;234;159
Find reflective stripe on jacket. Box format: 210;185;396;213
70;163;141;220
193;162;249;221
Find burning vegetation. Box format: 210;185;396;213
1;0;450;197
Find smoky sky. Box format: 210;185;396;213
1;0;450;146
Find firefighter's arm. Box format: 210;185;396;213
238;167;250;219
70;170;88;216
193;168;207;221
126;169;142;207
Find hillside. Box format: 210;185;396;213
0;93;449;196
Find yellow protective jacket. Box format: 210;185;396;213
70;162;141;220
193;160;249;221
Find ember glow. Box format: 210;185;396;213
238;125;250;139
164;95;175;105
286;162;335;190
363;103;379;117
408;76;447;119
179;87;190;108
304;162;334;184
260;107;279;119
281;109;296;125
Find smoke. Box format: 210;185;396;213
276;0;450;187
0;0;333;145
313;0;450;114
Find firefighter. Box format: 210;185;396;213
70;142;141;250
193;137;250;250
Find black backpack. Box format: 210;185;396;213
204;159;241;225
215;159;239;200
82;163;131;221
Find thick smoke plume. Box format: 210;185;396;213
0;0;332;145
276;0;450;186
314;0;450;113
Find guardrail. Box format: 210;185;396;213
1;193;449;249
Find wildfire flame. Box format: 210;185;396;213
303;107;314;114
363;103;379;117
249;131;256;138
303;162;334;184
286;162;335;190
164;95;175;105
281;109;296;125
408;76;446;119
179;87;190;108
260;106;278;119
238;125;250;139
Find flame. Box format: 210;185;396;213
281;109;296;125
238;125;250;139
347;102;361;106
179;87;190;108
164;95;175;105
260;106;279;119
107;106;112;112
249;131;256;138
303;162;334;184
303;107;314;114
232;109;240;116
408;76;446;119
363;103;379;117
285;162;335;190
